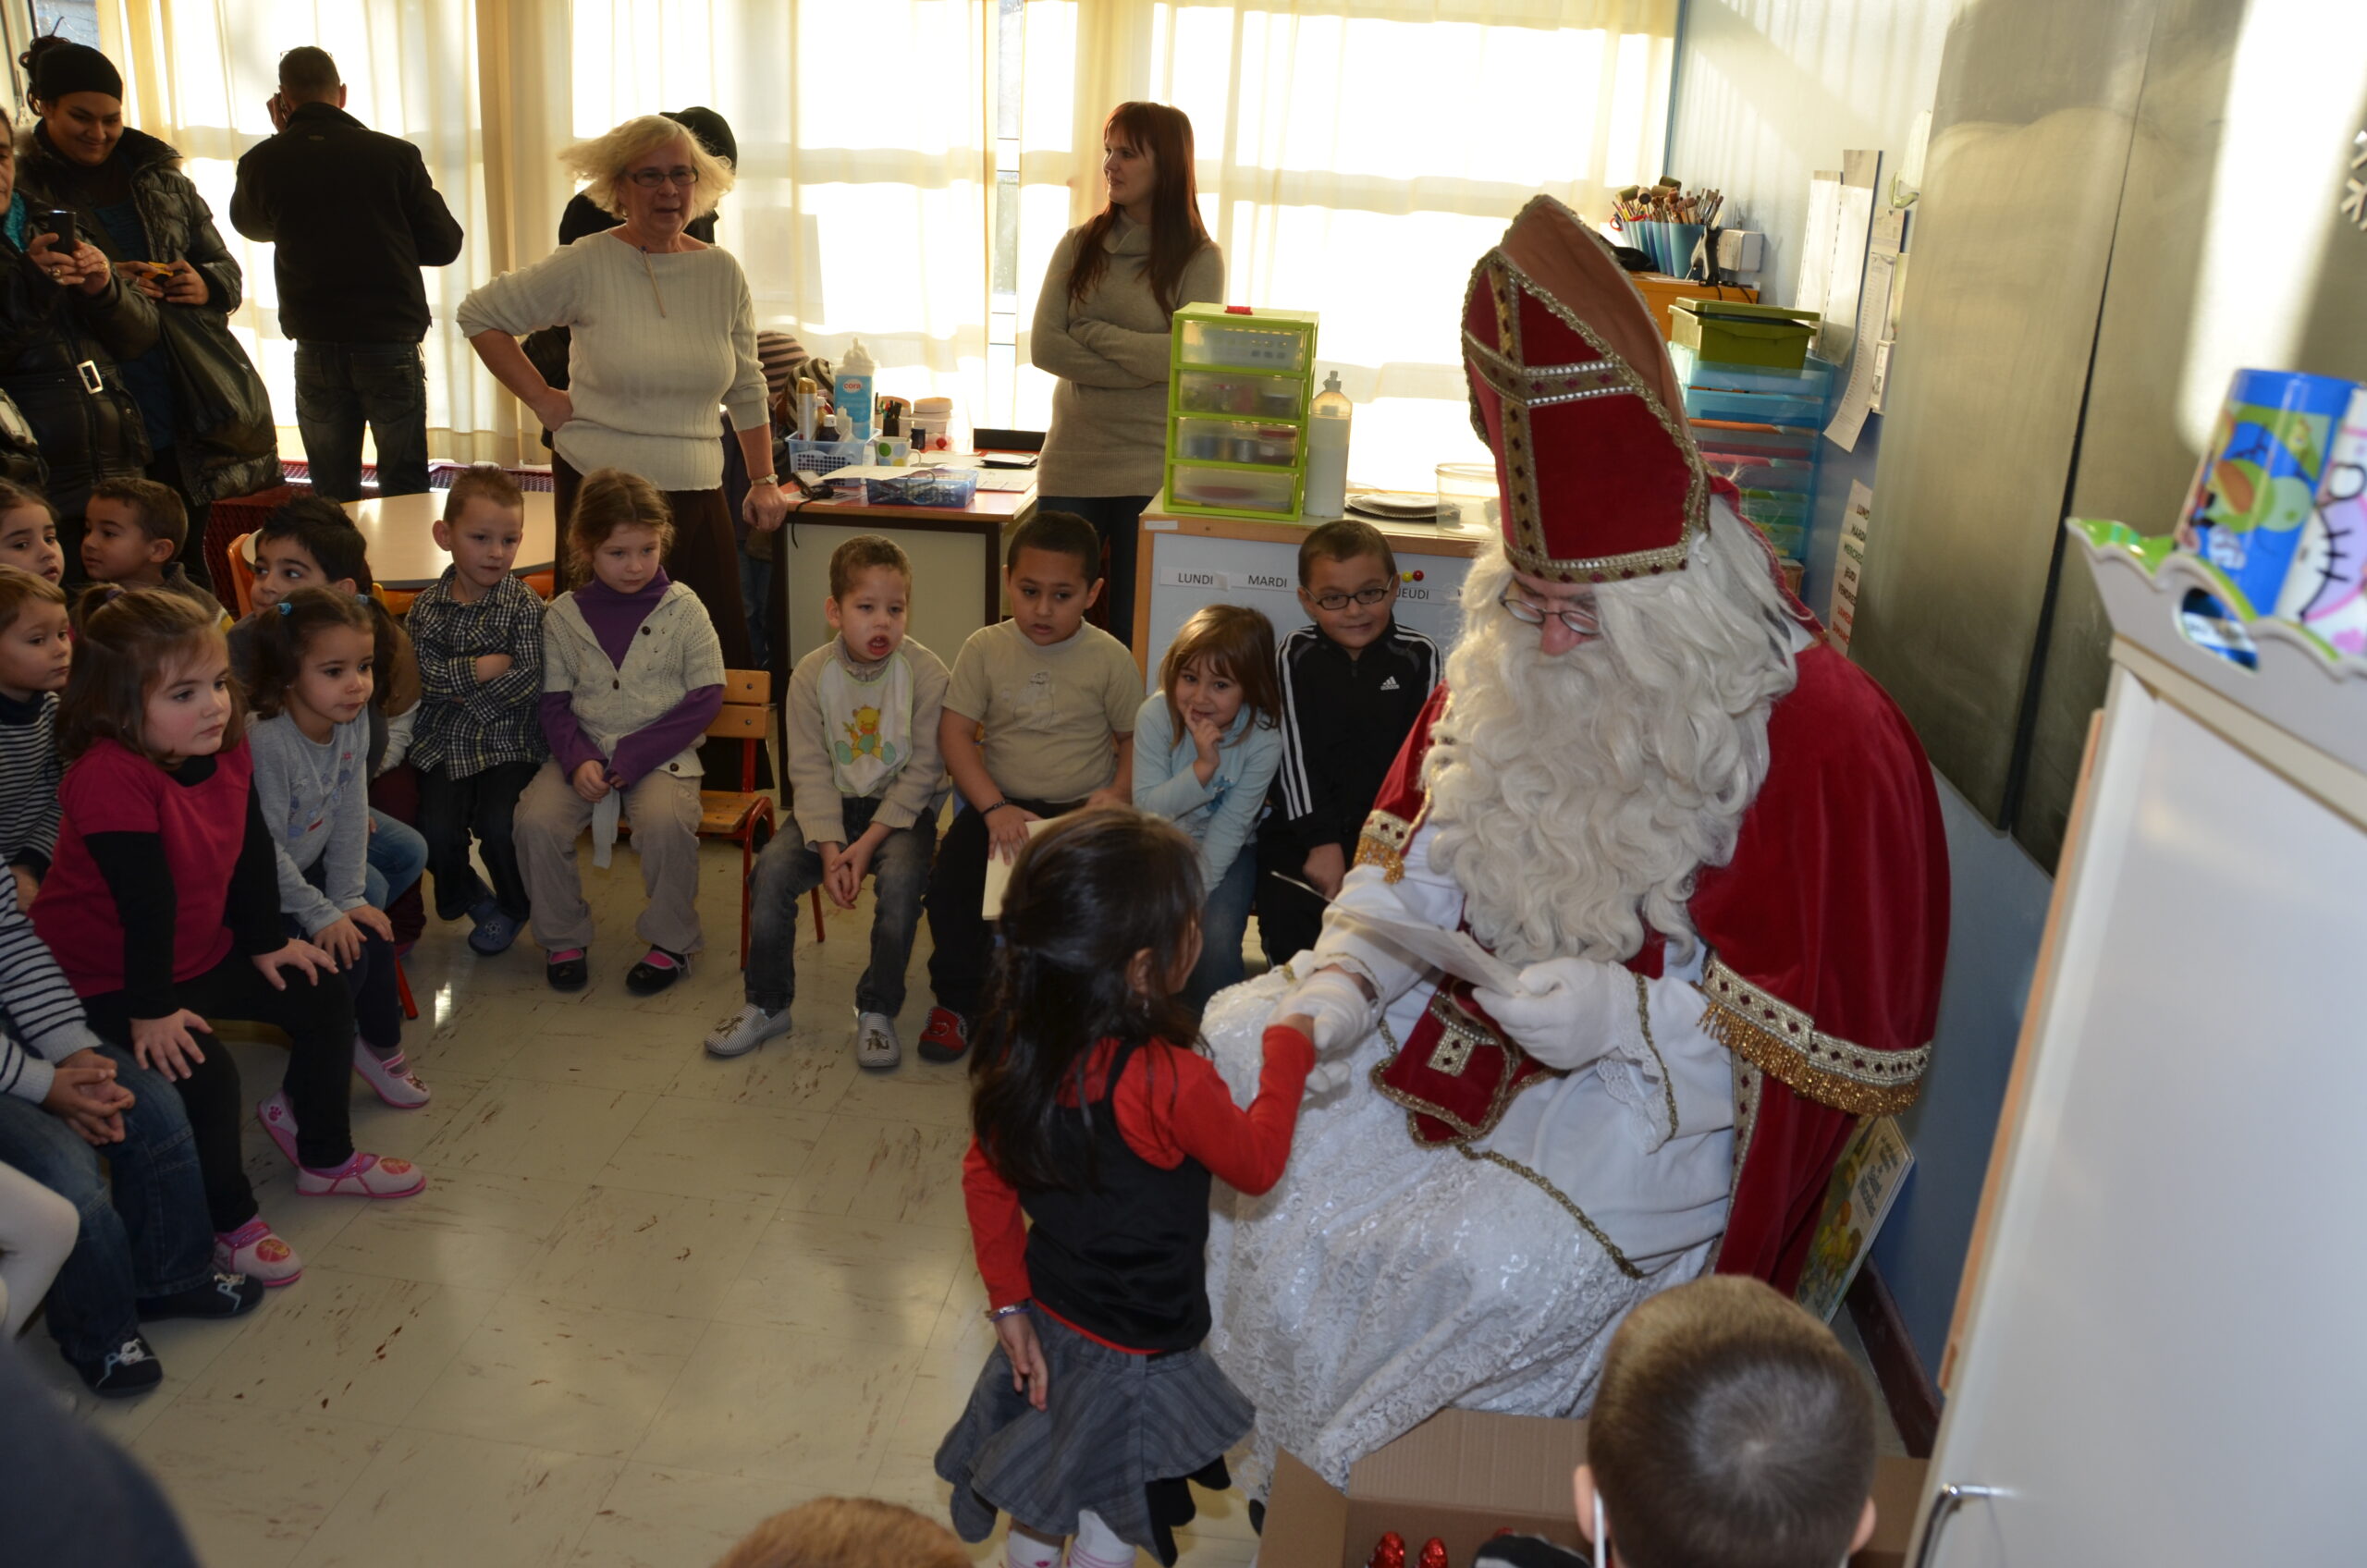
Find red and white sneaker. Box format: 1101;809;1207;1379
256;1090;300;1165
917;1006;970;1063
294;1152;426;1199
352;1039;431;1109
213;1218;302;1286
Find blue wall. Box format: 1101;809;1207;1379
1669;0;2059;1376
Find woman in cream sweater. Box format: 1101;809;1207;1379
1030;102;1223;647
458;115;785;677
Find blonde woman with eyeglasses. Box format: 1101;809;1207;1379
458;115;780;688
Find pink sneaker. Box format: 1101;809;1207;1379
213;1218;302;1286
294;1152;426;1199
351;1039;430;1109
256;1090;300;1164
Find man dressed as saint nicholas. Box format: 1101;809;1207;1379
1197;194;1951;1490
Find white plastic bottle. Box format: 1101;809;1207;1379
835;337;877;442
1302;370;1352;520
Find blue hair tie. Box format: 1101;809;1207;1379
276;600;293;616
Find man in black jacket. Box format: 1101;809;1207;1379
228;46;461;500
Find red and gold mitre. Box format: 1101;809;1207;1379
1463;194;1709;582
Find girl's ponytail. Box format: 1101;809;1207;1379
245;587;374;720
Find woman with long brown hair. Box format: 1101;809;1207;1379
1029;102;1222;647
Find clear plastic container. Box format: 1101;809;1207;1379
849;468;981;508
1178;319;1311;374
1172;418;1298;466
1175;371;1305;419
1171;464;1298;514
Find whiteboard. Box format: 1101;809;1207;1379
1918;665;2367;1563
1137;526;1478;692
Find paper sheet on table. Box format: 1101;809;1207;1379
979;817;1052;919
591;790;620;869
1331;907;1526;995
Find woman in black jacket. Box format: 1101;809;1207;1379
0;104;155;529
18;38;278;590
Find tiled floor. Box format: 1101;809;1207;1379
20;838;1259;1567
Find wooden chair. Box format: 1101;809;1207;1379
697;669;778;966
224;532;258;617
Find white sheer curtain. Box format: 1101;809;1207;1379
1012;0;1676;491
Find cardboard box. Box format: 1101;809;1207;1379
1258;1408;1928;1568
1670;300;1821;371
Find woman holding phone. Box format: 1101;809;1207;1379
0;98;156;531
18;36;277;589
1029;102;1223;646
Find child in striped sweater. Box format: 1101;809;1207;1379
0;567;71;905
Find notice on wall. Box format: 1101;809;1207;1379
1823;207;1907;453
1811;150;1882;365
1829;481;1876;653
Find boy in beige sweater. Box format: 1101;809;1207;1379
704;535;948;1069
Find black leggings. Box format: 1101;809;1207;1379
82;948;357;1231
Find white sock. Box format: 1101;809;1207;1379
1068;1509;1134;1568
1005;1529;1062;1568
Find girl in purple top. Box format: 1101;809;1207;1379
513;469;725;994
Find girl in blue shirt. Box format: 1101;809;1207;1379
1133;604;1283;1009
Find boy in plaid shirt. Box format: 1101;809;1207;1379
407;467;548;954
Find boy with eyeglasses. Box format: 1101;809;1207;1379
1257;519;1438;965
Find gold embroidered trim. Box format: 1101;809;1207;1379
1634;971;1678;1151
1424;991;1492;1075
1696;955;1929;1117
1371;997;1555;1146
1455;1144;1644;1281
1354;805;1417;884
1709;1056;1765;1273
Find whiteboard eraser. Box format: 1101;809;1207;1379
1716;230;1764;272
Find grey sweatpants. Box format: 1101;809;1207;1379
515;759;705;956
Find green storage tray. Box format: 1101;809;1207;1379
1670;300;1819;371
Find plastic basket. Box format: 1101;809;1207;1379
849;468;981;508
787;438;869;479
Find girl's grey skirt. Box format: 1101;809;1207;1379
935;1305;1253;1563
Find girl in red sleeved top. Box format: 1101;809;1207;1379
935;807;1317;1568
31;591;426;1292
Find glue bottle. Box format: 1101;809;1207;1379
835;337;877;442
1302;370;1352;521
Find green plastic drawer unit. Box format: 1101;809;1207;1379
1669;300;1820;371
1165;302;1319;519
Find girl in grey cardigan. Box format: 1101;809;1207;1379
1030;102;1223;647
244;590;430;1110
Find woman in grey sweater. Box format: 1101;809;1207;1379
1030;102;1223;648
458;115;785;680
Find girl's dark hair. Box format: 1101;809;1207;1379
61;588;242;766
969;807;1205;1192
1159;603;1282;740
1068;102;1211;315
243;587;375;720
0;480;55;522
568;467;675;580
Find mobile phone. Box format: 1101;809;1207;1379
41;211;75;251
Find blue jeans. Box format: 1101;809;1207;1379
1185;848;1258;1011
366;808;428;913
0;1046;213;1363
746;794;935;1018
293;341;430;500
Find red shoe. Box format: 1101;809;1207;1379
917;1007;969;1063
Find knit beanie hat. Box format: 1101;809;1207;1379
23;37;122;103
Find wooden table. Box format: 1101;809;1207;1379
338;491;560;591
766;484;1033;672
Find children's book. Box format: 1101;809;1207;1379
1794;1115;1914;1323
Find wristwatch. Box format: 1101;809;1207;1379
750;473;780;487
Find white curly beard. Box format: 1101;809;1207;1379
1424;506;1800;969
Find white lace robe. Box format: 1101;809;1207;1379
1201;823;1737;1490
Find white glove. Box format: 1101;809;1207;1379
1277;965;1375;1057
1471;956;1635;1072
